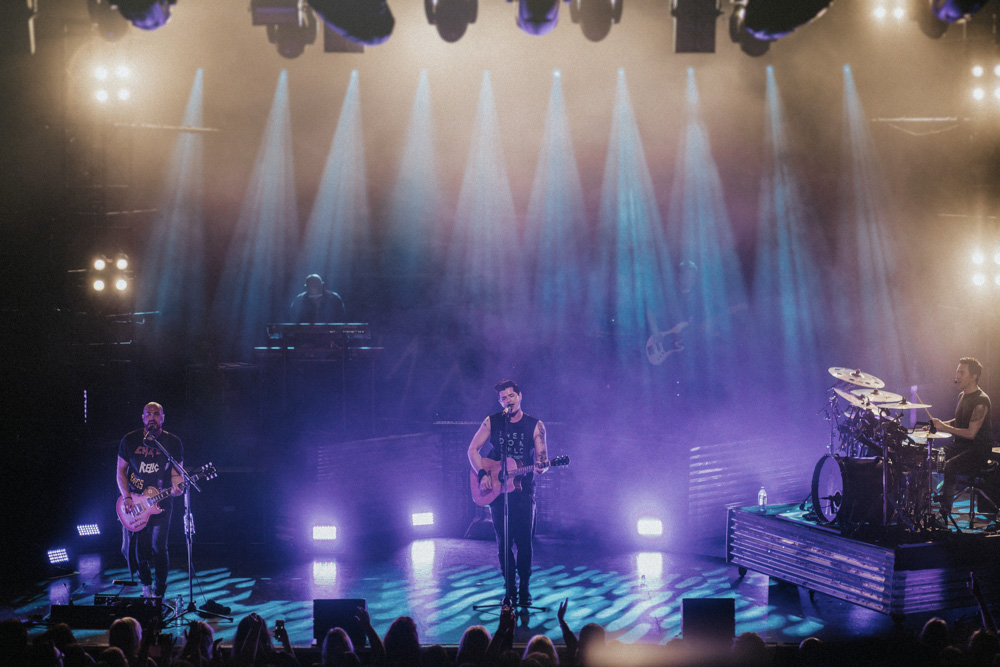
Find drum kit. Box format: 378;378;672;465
813;367;951;535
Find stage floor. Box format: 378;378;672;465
10;536;990;649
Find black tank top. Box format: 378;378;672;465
487;412;539;496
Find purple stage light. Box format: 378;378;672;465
47;548;70;564
76;523;100;537
312;560;337;582
313;525;337;540
637;517;663;537
411;512;434;527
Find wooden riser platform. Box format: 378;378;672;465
726;504;1000;617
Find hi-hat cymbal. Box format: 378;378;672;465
850;387;903;403
909;429;952;440
828;367;885;389
879;398;931;410
833;387;868;408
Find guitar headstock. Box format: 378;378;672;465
547;455;569;468
199;462;218;480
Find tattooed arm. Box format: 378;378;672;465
533;420;549;474
932;403;989;440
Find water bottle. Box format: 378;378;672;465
757;486;767;513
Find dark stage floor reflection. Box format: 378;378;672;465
16;537;985;648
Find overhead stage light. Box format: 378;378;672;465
972;65;984;77
95;66;109;80
972;250;985;264
251;0;318;58
117;88;130;101
931;0;988;23
510;0;561;36
95;89;109;103
568;0;623;42
115;0;176;31
308;0;394;46
972;87;985;101
94;257;108;271
674;0;722;53
115;278;128;291
115;255;129;270
93;279;106;291
729;0;832;55
425;0;477;43
729;1;769;56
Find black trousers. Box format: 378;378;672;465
941;444;987;514
122;507;172;595
490;492;535;592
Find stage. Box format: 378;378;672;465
13;533;994;652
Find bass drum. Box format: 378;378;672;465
811;455;883;526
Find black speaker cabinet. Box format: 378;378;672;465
681;597;735;643
313;598;367;649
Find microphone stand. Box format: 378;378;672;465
145;433;232;624
473;408;544;616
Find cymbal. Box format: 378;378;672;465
833;387;868;408
909;430;951;440
878;398;931;410
850;387;903;403
828;367;885;389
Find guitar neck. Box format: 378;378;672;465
146;474;198;505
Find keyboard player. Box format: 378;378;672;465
290;274;346;323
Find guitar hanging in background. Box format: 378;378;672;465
645;321;688;365
116;463;218;532
471;455;570;506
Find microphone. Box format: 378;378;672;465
502;406;511;415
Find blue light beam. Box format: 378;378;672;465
385;71;442;300
138;69;206;341
667;68;749;383
835;66;907;381
752;67;826;394
525;70;587;340
213;71;298;357
298;70;371;295
593;69;674;363
443;71;519;328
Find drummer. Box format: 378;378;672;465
930;357;992;521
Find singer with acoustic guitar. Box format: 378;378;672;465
467;380;549;606
116;402;184;598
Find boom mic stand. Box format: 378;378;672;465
145;435;232;624
473;409;544;614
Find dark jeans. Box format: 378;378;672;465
122;507;171;595
941;444;987;514
490;492;535;592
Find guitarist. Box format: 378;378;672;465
116;402;184;598
467;380;549;606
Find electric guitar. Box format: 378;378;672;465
470;455;569;506
116;463;218;532
645;321;689;365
